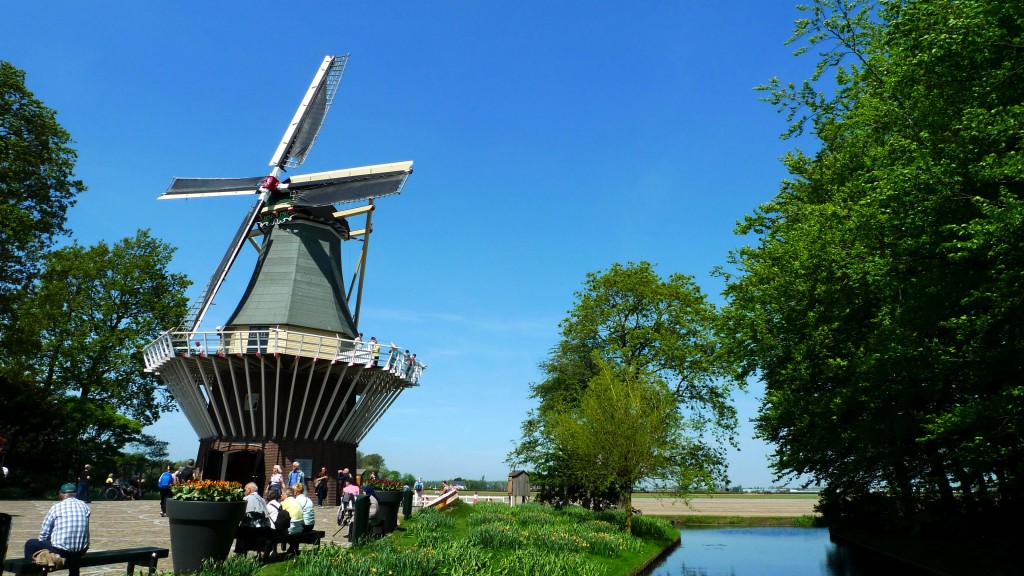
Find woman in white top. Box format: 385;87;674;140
269;465;283;493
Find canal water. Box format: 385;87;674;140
648;527;936;575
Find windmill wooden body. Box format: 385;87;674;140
142;55;422;501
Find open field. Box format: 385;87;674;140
633;493;819;517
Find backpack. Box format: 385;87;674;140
268;501;290;533
158;471;173;489
414;480;423;491
178;466;194;482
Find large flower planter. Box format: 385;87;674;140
166;499;246;573
374;490;403;534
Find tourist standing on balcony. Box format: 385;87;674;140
370;337;380;366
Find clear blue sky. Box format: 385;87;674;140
6;2;816;488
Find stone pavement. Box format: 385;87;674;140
1;500;351;575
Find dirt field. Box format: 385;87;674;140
633;494;820;517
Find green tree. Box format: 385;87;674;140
359;453;386;473
509;262;739;510
0;61;85;327
550;357;718;533
0;230;189;482
722;0;1024;529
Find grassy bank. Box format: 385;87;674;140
670;514;823;527
219;501;678;576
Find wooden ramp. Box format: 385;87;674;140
424;490;460;509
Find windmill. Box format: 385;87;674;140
143;55;423;499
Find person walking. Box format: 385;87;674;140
157;465;175;517
77;464;92;503
177;459;196;482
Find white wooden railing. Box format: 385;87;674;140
143;328;425;384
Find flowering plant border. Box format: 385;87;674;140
363;477;404;491
171;479;245;502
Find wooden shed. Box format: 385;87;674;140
507;470;529;506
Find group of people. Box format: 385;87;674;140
233;480;317;557
104;472;145;499
351;333;425;382
21;459;391;568
156;459;196;517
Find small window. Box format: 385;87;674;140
246;326;269;354
244;394;260;411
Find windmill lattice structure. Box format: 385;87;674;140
143;55;422;499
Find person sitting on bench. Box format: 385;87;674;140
25;483;90;567
234;482;270;555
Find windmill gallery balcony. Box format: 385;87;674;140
142;329;424;445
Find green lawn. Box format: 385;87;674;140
219;501;677;576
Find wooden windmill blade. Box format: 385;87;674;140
159;177;266;199
283;161;414;207
270;54;348;170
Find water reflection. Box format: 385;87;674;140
649;527;934;576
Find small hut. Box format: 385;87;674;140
507;470;529;506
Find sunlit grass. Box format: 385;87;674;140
245;500;676;576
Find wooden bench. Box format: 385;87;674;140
3;547;169;576
235;530;325;561
269;529;325;551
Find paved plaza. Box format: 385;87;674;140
1;500;352;575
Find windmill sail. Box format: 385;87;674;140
285;161;413;207
160;176;265;199
179;198;265;333
270;54;348;170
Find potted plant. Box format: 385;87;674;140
166;480;246;573
363;477;404;534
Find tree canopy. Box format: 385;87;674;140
0;62;189;488
509;262;739;510
0;61;85;325
722;0;1024;530
1;231;189;481
550;357;718;532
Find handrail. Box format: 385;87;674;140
143;328;425;384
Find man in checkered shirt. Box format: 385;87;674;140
24;483;90;561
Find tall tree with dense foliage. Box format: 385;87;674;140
722;0;1024;530
509;262;739;509
0;61;85;327
0;230;189;483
